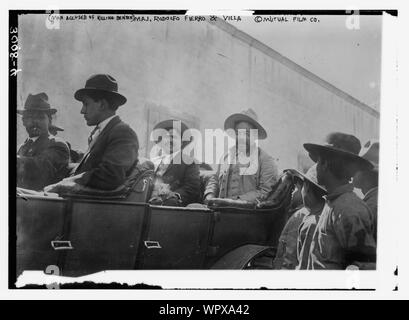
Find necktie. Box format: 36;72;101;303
88;125;99;147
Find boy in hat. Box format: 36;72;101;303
273;165;327;270
17;93;70;190
149;119;200;206
303;132;376;269
204;109;278;203
45;74;139;193
353;140;379;241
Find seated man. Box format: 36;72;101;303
45;74;139;193
17;93;70;191
149;119;200;206
204;109;278;203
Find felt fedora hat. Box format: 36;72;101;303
17;93;57;115
285;164;327;194
74;74;127;107
224;108;267;140
359;140;379;171
303;132;374;171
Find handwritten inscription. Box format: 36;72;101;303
9;27;21;77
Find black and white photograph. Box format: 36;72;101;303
3;0;407;302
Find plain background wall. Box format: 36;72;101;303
16;14;380;172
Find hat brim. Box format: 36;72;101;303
284;168;327;194
303;143;374;171
224;113;267;140
74;88;127;107
49;125;64;132
17;108;57;115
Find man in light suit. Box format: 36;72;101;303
17;93;70;191
45;74;139;193
204;109;278;203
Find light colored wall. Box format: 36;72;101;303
17;14;379;172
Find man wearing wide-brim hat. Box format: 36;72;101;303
272;164;327;270
302;132;377;270
45;74;139;194
204;108;278;203
353;140;379;242
17;93;70;190
148;119;200;206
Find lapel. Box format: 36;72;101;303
218;151;232;198
18;134;49;157
88;115;121;154
74;116;120;173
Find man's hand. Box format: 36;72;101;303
44;179;82;194
203;194;215;205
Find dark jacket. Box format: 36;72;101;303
17;134;70;190
73;116;139;190
153;152;201;206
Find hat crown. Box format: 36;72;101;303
84;74;119;93
304;164;319;185
325;132;361;155
24;92;50;109
240;108;259;122
360;140;379;166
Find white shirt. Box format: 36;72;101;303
27;136;40;143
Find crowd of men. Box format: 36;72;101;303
16;73;379;270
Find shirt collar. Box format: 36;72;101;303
29;136;40;142
96;115;116;132
306;202;325;216
325;183;354;201
364;187;378;200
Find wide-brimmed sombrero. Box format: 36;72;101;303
224;108;267;140
17;93;57;115
74;74;127;107
285;164;327;194
303;132;374;171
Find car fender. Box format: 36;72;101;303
210;244;274;269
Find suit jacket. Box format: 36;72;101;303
204;147;278;202
152;151;201;206
73;116;139;190
17;134;70;190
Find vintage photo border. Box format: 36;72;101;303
2;0;405;299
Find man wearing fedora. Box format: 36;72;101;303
204;109;278;203
149;119;200;206
45;74;139;193
17;93;70;190
353;140;379;241
273;165;327;270
303;132;377;269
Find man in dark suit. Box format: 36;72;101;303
17;93;70;191
149;119;200;206
45;74;139;193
